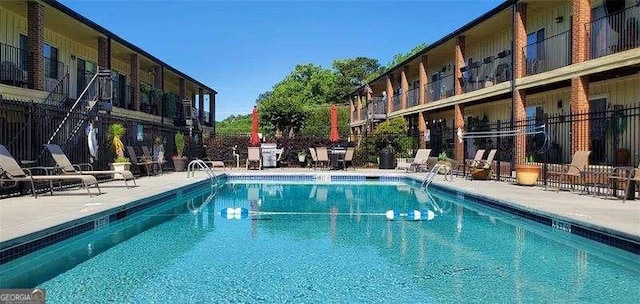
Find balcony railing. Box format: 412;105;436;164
428;73;455;102
406;87;419;108
0;43;30;88
392;94;401;112
589;5;640;59
461;49;513;93
525;30;571;75
367;97;387;121
44;57;67;93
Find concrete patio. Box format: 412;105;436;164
0;167;638;247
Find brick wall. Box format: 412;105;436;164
571;76;590;153
400;67;408;109
454;36;465;95
27;1;44;91
419;55;428;105
454;104;465;162
98;37;110;70
386;75;393;114
514;89;527;164
572;0;591;64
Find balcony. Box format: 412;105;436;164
525;30;571;75
589;5;640;59
392;94;401;112
0;43;29;88
406;87;419;108
44;57;67;94
428;73;455;102
462;49;512;93
367;97;387;121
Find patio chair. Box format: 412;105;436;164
608;161;640;203
546;150;591;193
0;144;100;198
342;147;355;170
308;147;319;169
142;146;167;173
470;149;496;180
457;149;485;177
246;147;261;170
127;146;161;176
44;144;136;188
396;149;432;172
315;147;330;170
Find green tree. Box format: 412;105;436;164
333;57;382;94
216;114;252;135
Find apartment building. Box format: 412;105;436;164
0;0;216;131
349;0;639;167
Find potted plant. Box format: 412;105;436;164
297;151;307;163
515;155;541;186
172;132;188;171
437;151;451;174
108;123;130;178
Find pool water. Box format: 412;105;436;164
2;181;639;303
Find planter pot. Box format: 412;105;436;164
298;155;306;163
437;161;451;174
110;162;131;179
616;148;630;166
515;164;541;186
172;157;188;172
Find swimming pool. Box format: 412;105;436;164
1;178;639;302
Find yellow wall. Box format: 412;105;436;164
526;1;572;37
466;29;511;65
112;58;131;80
590;75;640;107
0;7;27;46
464;99;512;122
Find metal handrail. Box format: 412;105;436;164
186;159;219;213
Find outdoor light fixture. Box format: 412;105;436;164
555;16;564;23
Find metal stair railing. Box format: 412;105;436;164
186;159;219;214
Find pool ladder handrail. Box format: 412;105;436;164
186;159;218;214
421;164;442;189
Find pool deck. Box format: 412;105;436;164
0;168;639;247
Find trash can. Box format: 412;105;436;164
378;147;395;169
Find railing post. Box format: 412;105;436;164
543;114;548;187
496;120;501;181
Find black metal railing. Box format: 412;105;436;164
461;49;513;93
0;43;30;88
367;97;387;121
589;5;640;59
406;87;419;108
428;73;455;101
525;30;571;75
44;57;67;93
392;94;401;112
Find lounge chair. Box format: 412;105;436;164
546;150;591;192
608;161;640;203
246;147;261;170
457;149;485;177
0;144;101;198
44;144;136;187
342;147;355;170
127;146;161;176
308;147;319;169
142;146;167;173
315;147;330;170
396;149;432;172
469;149;496;180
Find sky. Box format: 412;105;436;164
61;0;505;120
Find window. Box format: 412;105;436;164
19;35;28;69
76;58;97;96
44;43;59;78
526;28;545;61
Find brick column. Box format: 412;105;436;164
400;67;408;109
27;1;44;91
454;36;466;96
386;75;393;114
514;2;527;79
349;97;355;122
418;111;427;149
514;89;527;164
130;54;140;111
418;55;428;104
154;65;163;117
98;37;110;70
570;0;591;154
179;78;187;101
571;76;590;153
356;95;362;121
198;87;205;125
572;0;591;64
454;104;465;162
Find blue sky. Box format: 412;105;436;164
61;0;504;120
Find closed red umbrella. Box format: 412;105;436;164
250;106;260;146
329;104;339;142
